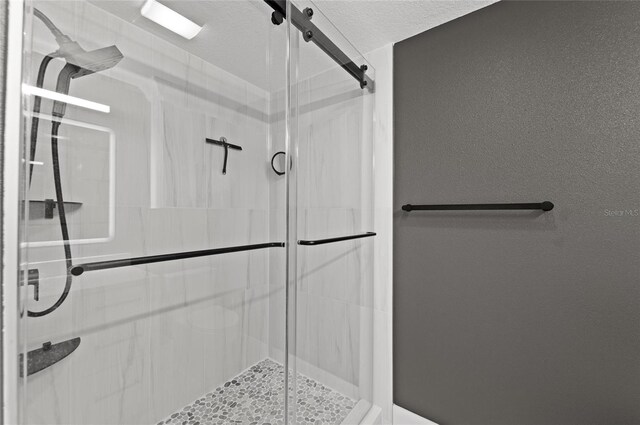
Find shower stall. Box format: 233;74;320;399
16;0;377;423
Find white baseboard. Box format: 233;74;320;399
393;405;439;425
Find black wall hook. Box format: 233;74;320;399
206;137;242;175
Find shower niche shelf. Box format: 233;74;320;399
26;199;83;219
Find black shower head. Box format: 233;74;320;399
59;42;124;78
50;44;124;118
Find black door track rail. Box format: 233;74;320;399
264;0;373;90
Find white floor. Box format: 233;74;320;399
393;405;439;425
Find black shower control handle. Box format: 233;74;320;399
20;269;40;301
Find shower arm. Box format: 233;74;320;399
264;0;373;90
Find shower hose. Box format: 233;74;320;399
27;54;74;318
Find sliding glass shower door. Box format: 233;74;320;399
17;1;376;424
287;2;376;423
18;1;289;423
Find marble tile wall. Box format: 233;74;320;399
22;1;283;424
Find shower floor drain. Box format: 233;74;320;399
157;358;356;425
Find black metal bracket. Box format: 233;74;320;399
19;337;81;377
402;201;554;212
206;137;242;175
263;1;373;90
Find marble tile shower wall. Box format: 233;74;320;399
23;2;281;424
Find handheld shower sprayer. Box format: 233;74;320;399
27;8;123;318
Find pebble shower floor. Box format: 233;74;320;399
157;358;356;425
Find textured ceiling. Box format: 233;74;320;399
88;0;498;89
312;0;499;54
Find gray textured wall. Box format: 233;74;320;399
393;2;640;424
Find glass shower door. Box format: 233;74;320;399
18;1;289;424
287;1;376;423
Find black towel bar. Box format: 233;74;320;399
298;232;376;246
70;242;285;276
402;202;554;212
